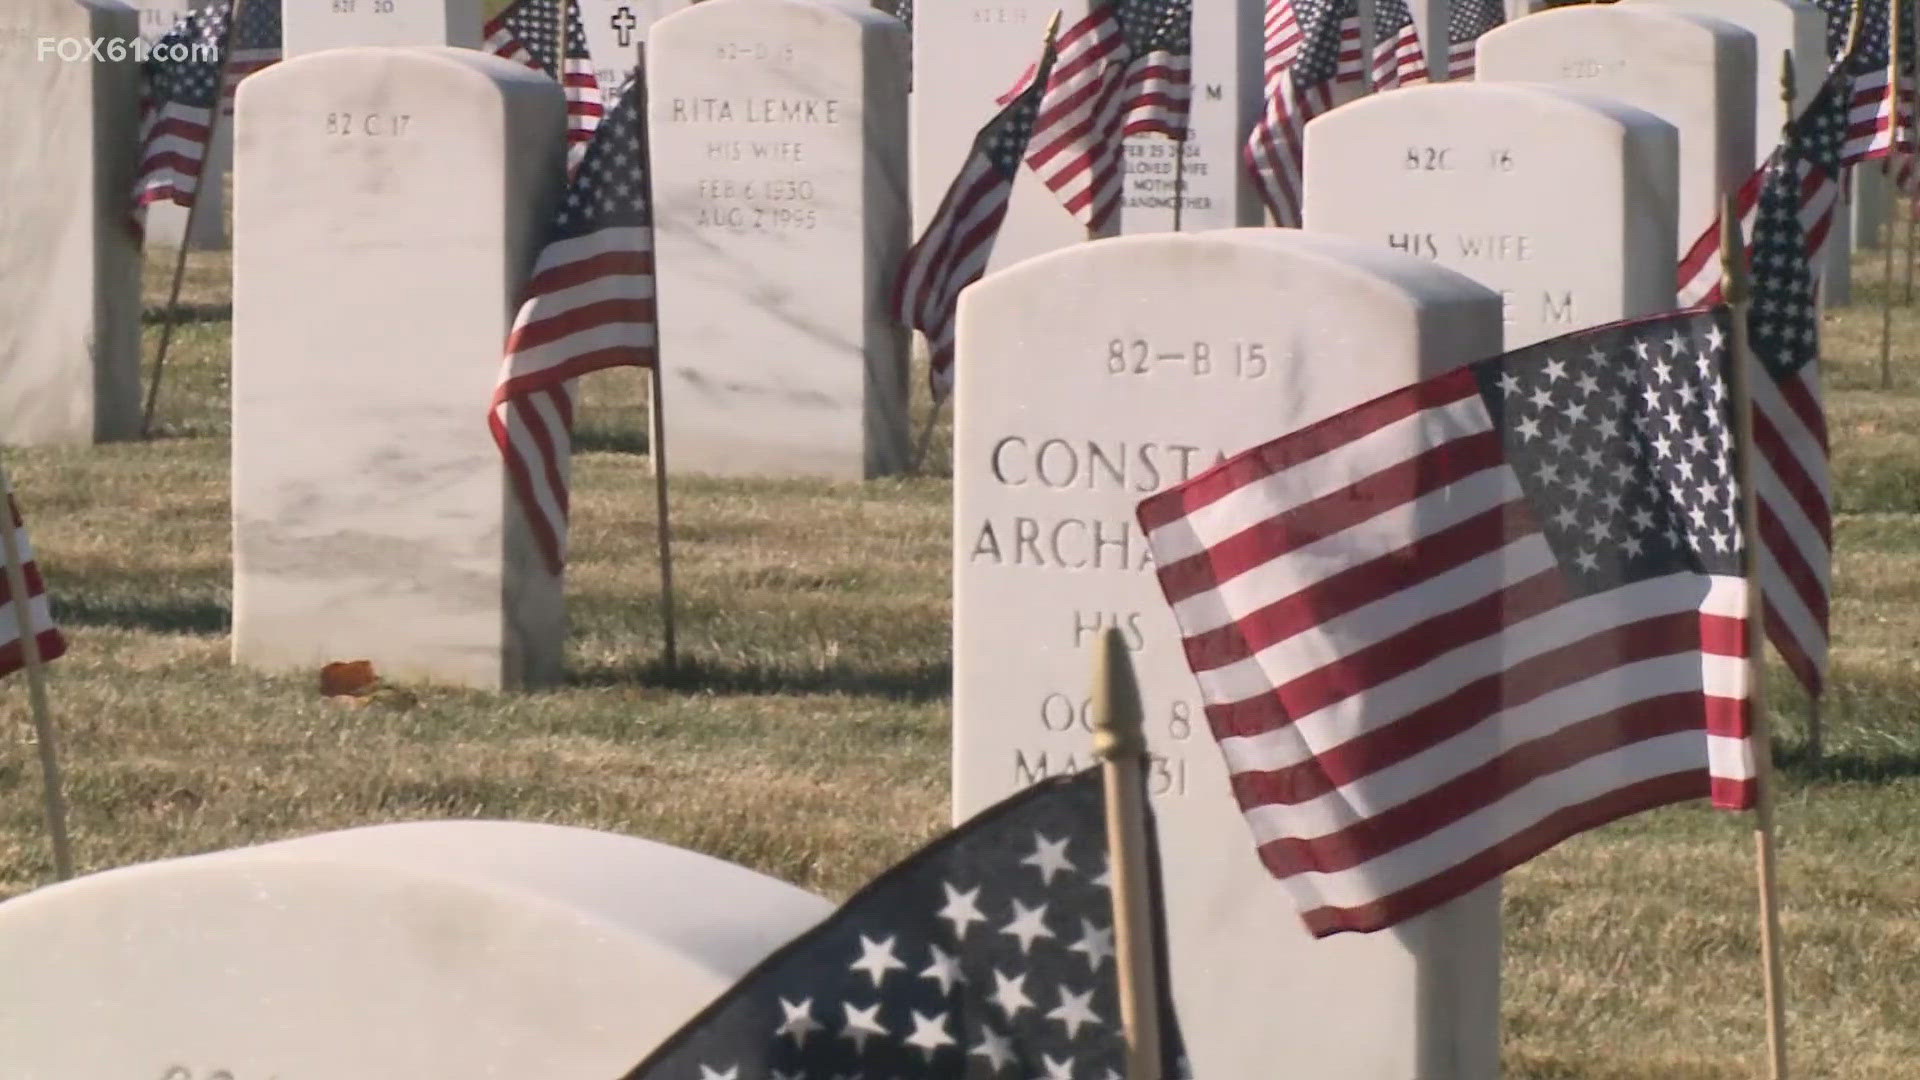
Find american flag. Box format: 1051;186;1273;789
1839;0;1917;167
1678;62;1850;306
881;0;912;33
1137;309;1755;936
617;769;1187;1080
485;0;607;169
894;36;1054;402
489;80;655;576
0;482;66;680
1246;0;1364;227
1445;0;1503;80
1370;0;1429;91
1025;0;1192;233
130;0;281;239
1746;81;1841;699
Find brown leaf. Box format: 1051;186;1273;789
320;660;379;697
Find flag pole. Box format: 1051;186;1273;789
0;462;72;881
911;399;943;474
1881;0;1902;390
1721;193;1791;1080
635;46;679;670
1090;626;1163;1080
142;0;247;438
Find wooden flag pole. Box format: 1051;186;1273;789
143;0;248;438
1881;0;1902;389
634;47;679;670
911;399;943;475
0;462;72;881
1090;626;1163;1080
1721;194;1791;1080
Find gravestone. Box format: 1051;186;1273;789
954;229;1505;1079
576;0;694;93
0;821;834;1078
648;0;910;480
0;0;142;446
133;0;229;251
1120;0;1266;231
232;47;567;690
912;0;1084;271
1854;165;1889;250
283;0;483;57
1476;5;1756;268
1306;82;1680;348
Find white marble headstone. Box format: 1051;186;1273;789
1476;5;1757;267
1855;164;1890;250
954;229;1505;1079
576;0;696;94
283;0;483;57
648;0;910;480
912;0;1084;270
0;0;143;446
0;821;833;1078
1306;82;1680;349
232;47;568;690
1120;0;1266;231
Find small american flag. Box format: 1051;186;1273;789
1137;308;1755;935
1444;0;1502;80
489;79;655;576
485;0;607;170
1839;0;1917;167
1245;0;1362;227
1370;0;1429;91
130;0;280;239
0;481;66;680
894;35;1054;402
617;769;1187;1080
1025;0;1192;233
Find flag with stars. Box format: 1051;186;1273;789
130;0;281;240
1678;59;1849;307
1137;308;1755;936
1444;0;1502;80
485;0;607;169
618;769;1187;1080
1025;0;1192;232
1245;0;1364;227
489;79;655;576
895;34;1054;402
1369;0;1429;91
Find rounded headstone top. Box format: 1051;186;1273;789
1484;2;1756;51
1313;81;1679;145
240;43;559;101
653;0;906;34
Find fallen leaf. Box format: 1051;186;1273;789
320;660;379;697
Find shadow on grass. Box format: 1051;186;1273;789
572;426;652;455
1776;744;1920;785
56;595;231;636
141;302;232;325
570;652;949;703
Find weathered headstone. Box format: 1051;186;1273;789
912;0;1083;271
954;229;1505;1079
283;0;483;57
576;0;694;94
1120;0;1266;231
132;0;229;250
0;822;834;1078
1306;82;1680;348
0;0;143;446
1476;5;1756;267
648;0;910;480
1854;164;1889;249
232;47;567;690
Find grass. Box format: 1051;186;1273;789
2;216;1917;1076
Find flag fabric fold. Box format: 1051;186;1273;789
1444;0;1502;80
1370;0;1429;91
1025;0;1192;233
484;0;607;170
617;769;1187;1080
894;36;1056;402
489;80;656;576
1138;308;1755;936
1245;0;1364;228
130;0;282;239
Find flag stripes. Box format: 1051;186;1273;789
0;492;66;680
1026;7;1131;229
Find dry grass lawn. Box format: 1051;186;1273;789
0;219;1914;1076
